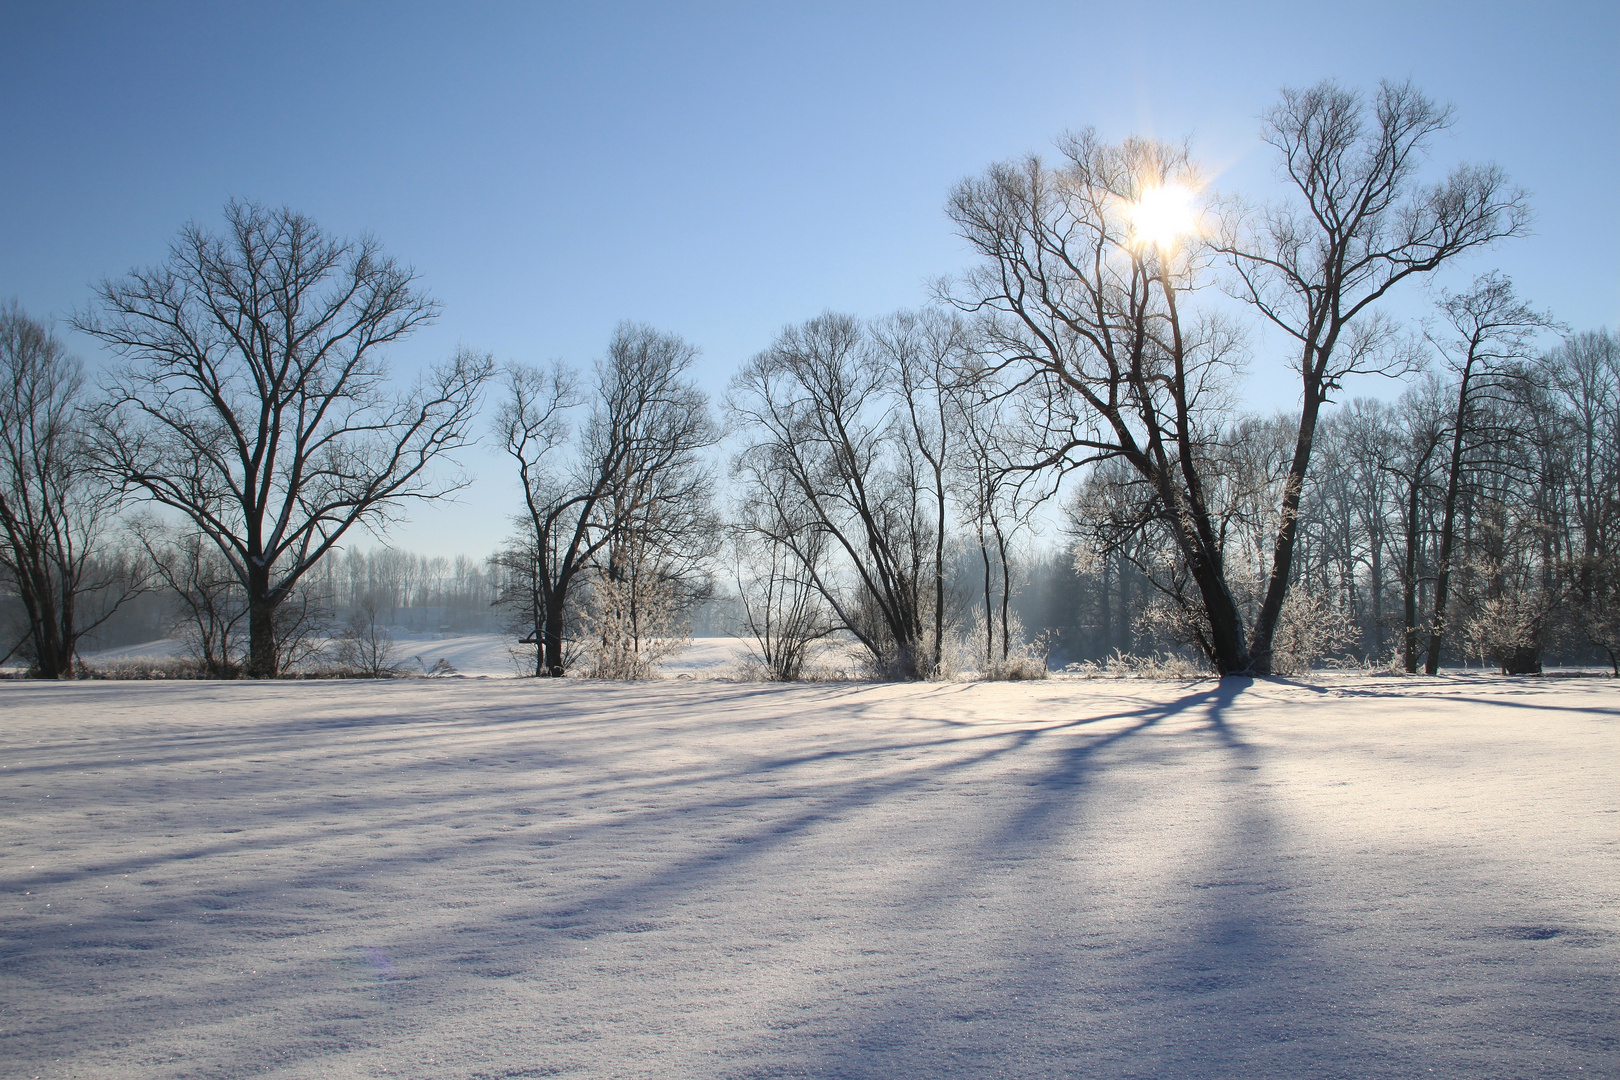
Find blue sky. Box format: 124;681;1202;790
3;2;1615;556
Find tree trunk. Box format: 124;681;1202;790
996;523;1012;662
1425;376;1473;675
1369;533;1384;660
1402;478;1423;673
542;597;566;677
1189;555;1251;675
933;480;945;678
1501;645;1542;675
1249;392;1324;674
980;537;993;669
244;556;280;678
1097;555;1112;657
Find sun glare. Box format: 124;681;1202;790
1127;183;1198;252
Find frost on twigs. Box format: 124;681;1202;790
580;571;691;681
946;615;1051;681
1266;590;1360;676
1063;650;1206;680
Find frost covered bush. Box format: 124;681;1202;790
1063;650;1205;679
581;572;691;680
1464;594;1551;675
1267;589;1360;675
80;656;215;680
949;616;1050;681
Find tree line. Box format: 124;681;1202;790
3;78;1614;679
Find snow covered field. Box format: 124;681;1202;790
1;675;1615;1079
76;633;759;678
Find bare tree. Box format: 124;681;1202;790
0;301;144;676
1327;399;1403;660
1541;330;1620;672
730;522;835;681
333;597;403;677
868;310;973;674
1423;274;1557;673
729;313;945;679
945;133;1258;672
133;521;247;677
76;202;491;677
497;323;718;677
1220;79;1530;672
950;359;1043;669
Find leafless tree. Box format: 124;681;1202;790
333;596;403;677
868;309;974;674
1423;274;1558;673
949;360;1044;669
1325;399;1402;659
944;133;1257;672
1541;330;1620;672
730;522;835;681
728;313;945;679
1219;79;1530;672
496;323;718;677
76;202;491;677
132;521;247;677
0;301;144;676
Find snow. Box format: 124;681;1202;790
1;675;1615;1078
74;633;758;678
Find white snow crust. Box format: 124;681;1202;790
1;675;1615;1078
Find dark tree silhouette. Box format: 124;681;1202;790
78;202;490;677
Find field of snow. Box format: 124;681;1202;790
1;675;1615;1079
77;633;759;678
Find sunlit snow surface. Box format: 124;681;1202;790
77;632;758;678
1;675;1615;1078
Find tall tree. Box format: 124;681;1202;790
945;132;1259;672
868;310;972;675
78;201;491;676
1221;79;1530;673
0;302;142;676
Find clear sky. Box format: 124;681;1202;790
3;1;1615;558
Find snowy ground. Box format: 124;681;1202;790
1;675;1615;1079
76;632;759;678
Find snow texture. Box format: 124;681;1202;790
77;633;757;679
1;675;1615;1079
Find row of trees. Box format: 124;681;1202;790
3;78;1613;679
1056;323;1620;674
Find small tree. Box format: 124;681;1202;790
729;313;948;679
496;324;718;676
134;522;247;677
334;597;402;677
731;520;835;682
78;201;491;677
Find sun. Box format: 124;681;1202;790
1127;183;1198;252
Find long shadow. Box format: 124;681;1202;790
4;680;1199;1075
1267;676;1620;717
16;677;1608;1078
748;678;1256;1078
759;674;1616;1079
